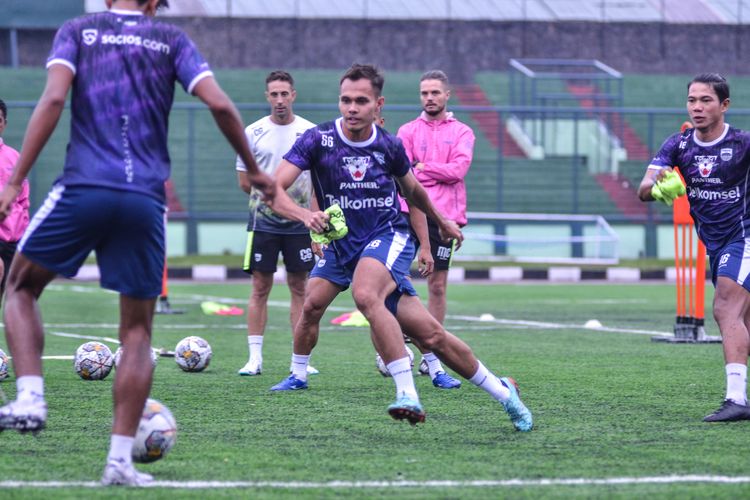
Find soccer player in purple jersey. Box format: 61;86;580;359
0;0;274;486
638;73;750;422
267;64;533;432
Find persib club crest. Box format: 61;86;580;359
721;148;733;162
82;29;98;46
695;155;717;178
343;156;371;181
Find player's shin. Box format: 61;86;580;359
386;357;419;401
469;361;511;402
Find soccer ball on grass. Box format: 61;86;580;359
113;346;158;369
74;341;114;380
174;336;212;372
132;398;177;463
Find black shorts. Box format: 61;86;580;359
0;240;18;289
407;215;456;271
243;231;314;274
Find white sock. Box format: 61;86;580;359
387;356;419;401
422;352;444;379
16;375;44;401
725;363;747;405
469;361;510;402
291;354;310;381
107;434;134;465
248;335;263;361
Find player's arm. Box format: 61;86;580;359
266;160;329;233
309;194;324;257
396;170;463;249
407;204;434;277
192;76;274;200
237;171;253;194
413;127;475;184
236;131;254;194
0;65;72;220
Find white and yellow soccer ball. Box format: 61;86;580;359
113;346;158;369
132;398;177;463
375;344;415;377
0;348;9;381
174;336;212;372
74;341;114;380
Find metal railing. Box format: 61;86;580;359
7;101;750;258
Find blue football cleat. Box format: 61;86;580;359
432;371;462;389
270;375;308;391
387;394;426;425
500;377;533;432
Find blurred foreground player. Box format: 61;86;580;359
0;0;274;486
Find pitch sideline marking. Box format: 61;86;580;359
1;475;749;489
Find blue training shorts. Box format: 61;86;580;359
710;239;750;290
310;231;417;314
20;185;166;299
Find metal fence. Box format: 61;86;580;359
6;101;746;258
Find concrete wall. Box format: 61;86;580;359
4;19;750;81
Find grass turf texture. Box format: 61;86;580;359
1;280;749;498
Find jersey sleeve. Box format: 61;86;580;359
283;127;318;171
235;126;254;172
46;20;79;74
390;137;412;178
648;133;682;170
173;31;213;95
396;123;415;163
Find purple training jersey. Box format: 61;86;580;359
649;124;750;254
46;9;213;201
284;118;411;267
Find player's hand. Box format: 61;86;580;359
311;240;325;258
305;210;330;234
0;183;22;221
439;220;463;251
654;167;673;183
248;171;275;202
417;247;434;277
651;168;685;206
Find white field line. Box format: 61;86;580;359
1;475;750;489
47;331;120;345
39;286;675;337
38;319;671;337
448;315;671;336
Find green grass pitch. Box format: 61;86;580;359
1;280;749;498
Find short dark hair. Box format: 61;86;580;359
688;73;729;103
340;64;384;97
420;70;449;86
266;70;294;88
0;99;6;121
135;0;169;9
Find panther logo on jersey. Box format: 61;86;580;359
343;157;371;181
82;29;98;46
694;155;717;178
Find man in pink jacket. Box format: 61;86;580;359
397;70;475;388
0;99;30;305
